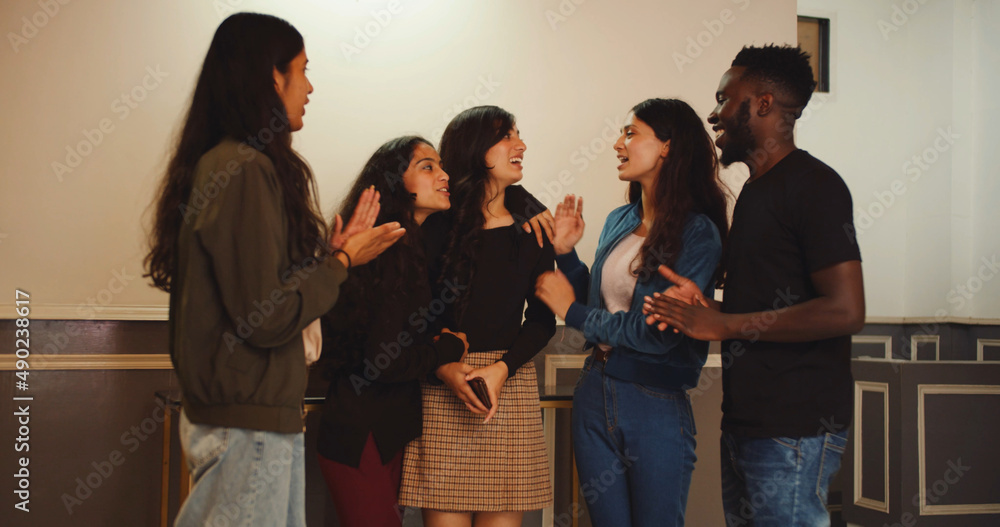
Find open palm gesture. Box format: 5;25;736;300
552;194;584;256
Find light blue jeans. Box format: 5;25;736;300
175;410;305;527
721;429;848;527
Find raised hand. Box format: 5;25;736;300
552;194;584;256
336;222;406;267
642;265;714;331
522;208;555;248
330;186;381;251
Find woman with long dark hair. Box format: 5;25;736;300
316;136;481;527
144;13;402;526
534;98;728;526
398;106;556;527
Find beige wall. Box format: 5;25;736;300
796;0;1000;320
0;0;796;319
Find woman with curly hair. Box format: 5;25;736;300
316;136;478;527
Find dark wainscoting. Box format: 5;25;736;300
844;360;1000;527
2;319;996;526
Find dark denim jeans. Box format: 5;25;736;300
720;429;848;527
572;356;698;527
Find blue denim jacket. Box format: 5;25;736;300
559;203;722;389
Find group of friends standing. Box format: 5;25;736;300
146;12;864;527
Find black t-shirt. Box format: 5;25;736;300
721;149;861;438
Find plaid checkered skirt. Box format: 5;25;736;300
398;349;552;512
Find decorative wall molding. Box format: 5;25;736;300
0;304;169;321
978;339;1000;361
0;353;172;371
852;335;893;359
864;316;1000;325
541;353;588;527
854;381;890;513
917;384;1000;516
910;335;940;361
543;353;589;387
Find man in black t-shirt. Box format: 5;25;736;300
643;45;865;526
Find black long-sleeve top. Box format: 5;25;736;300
423;215;556;375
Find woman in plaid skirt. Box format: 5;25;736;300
399;106;556;526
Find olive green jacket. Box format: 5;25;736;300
169;140;347;433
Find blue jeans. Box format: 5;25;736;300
175;410;305;527
720;429;848;527
572;356;698;527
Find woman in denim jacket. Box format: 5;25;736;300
535;98;728;526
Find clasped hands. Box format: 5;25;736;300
641;265;731;341
434;329;508;424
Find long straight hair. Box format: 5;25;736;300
437;105;515;322
145;13;326;292
627;98;729;286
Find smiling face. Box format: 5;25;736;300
273;49;313;132
613;112;670;186
403;142;450;225
708;67;757;167
483;125;526;188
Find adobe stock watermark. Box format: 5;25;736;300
508;112;628;225
60;397;172;514
427;74;502;142
24;264;141;372
76;265;138;319
340;0;403;62
222;250;335;351
544;0;588;31
689;286;800;398
946;253;999;312
673;0;751;73
213;0;243;19
6;0;72;53
50;65;170;182
848;126;959;239
724;469;792;527
579;450;640;506
884;458;972;527
180;106;292;224
877;0;931;41
349;279;467;393
206;440;302;526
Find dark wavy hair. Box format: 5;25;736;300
322;136;433;375
626;98;729;287
732;44;816;119
437;106;515;323
145;13;326;292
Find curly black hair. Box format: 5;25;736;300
321;136;433;377
731;44;816;118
